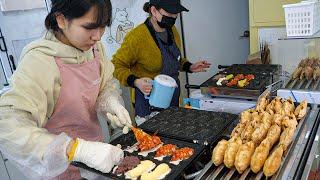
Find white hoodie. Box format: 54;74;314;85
0;31;123;179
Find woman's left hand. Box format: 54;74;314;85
190;60;211;73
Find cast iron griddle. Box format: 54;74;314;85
72;131;204;180
192;64;281;99
139;107;237;145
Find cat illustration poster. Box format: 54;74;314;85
107;8;134;44
103;0;148;59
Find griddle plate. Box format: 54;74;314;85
201;74;268;90
199;64;281;93
139;107;237;145
73;131;204;180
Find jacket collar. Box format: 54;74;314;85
144;18;174;47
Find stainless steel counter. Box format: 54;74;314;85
194;104;320;180
301;105;320;180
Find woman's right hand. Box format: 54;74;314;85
68;138;124;173
134;77;153;95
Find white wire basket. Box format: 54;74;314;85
283;1;320;37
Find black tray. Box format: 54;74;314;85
73;131;204;180
192;64;282;100
139;107;237;145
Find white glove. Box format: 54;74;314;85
106;97;132;128
73;138;124;173
107;113;130;134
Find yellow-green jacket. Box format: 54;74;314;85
112;19;192;103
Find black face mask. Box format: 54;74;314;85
157;15;177;29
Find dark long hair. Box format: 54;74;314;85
45;0;112;32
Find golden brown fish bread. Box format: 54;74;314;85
273;113;284;126
261;111;272;127
300;66;313;80
251;112;262;128
256;97;269;112
234;141;255;174
212;139;228;166
261;111;271;123
274;97;283;114
241;124;255;143
292;66;303;79
269;98;277;106
283;98;295;116
231;123;245;138
251;111;273;145
250;139;271;173
313;67;320;80
266;100;275;113
267;109;274;116
279;127;295;151
313;58;320;67
251;125;269;146
298;58;308;68
289;112;297;121
266;124;281;147
240;110;252;124
294;100;307;120
281;116;298;130
306;58;316;66
263;146;284;177
224;138;242;168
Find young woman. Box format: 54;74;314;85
0;0;131;179
112;0;211;119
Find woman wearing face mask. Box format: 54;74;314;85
0;0;132;179
112;0;211;120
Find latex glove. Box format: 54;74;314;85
107;112;130;134
134;77;153;95
73;138;124;173
107;97;132;128
190;60;211;73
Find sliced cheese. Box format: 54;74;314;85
125;160;156;179
140;163;171;180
